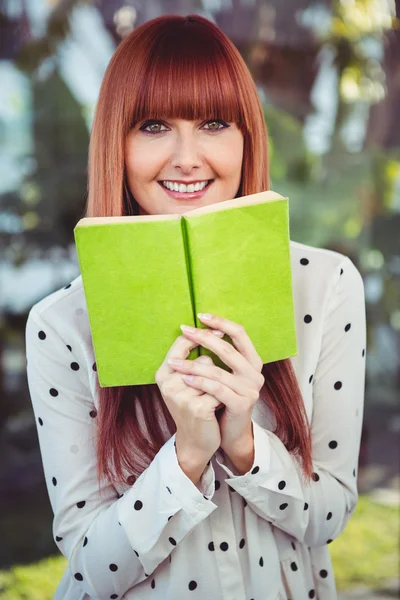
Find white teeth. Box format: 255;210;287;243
161;180;209;193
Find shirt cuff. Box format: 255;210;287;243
160;434;217;520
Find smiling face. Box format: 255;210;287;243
124;118;244;215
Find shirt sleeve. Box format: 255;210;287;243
26;306;217;600
215;256;366;548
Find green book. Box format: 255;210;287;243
74;190;297;387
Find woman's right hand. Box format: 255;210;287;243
155;331;224;466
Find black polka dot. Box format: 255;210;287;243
66;345;72;351
71;362;80;371
327;512;332;520
329;440;338;449
259;556;264;567
304;502;309;510
304;314;312;323
340;268;343;275
38;331;46;340
320;569;328;578
55;535;63;542
83;536;88;547
291;561;298;571
92;362;97;371
327;539;333;544
291;542;296;550
309;590;315;598
144;573;148;577
309;374;313;384
279;503;288;510
251;466;259;474
345;323;351;332
168;516;173;521
52;477;57;486
38;417;43;426
134;550;139;557
300;258;309;265
334;381;342;390
64;284;71;289
203;495;208;500
278;480;286;490
353;468;356;477
312;472;320;482
109;563;118;572
49;388;59;397
220;542;228;551
239;538;246;549
77;501;86;509
166;486;172;494
215;480;220;491
189;581;197;591
110;595;118;599
208;541;215;551
134;500;143;510
74;573;83;581
89;410;97;418
169;537;176;546
151;579;155;589
362;348;365;357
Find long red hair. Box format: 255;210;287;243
85;14;313;488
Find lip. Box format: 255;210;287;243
158;180;213;200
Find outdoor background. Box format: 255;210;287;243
0;1;399;599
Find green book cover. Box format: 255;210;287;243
73;190;297;387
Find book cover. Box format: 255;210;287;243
74;190;297;387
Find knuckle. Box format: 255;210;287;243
258;372;265;387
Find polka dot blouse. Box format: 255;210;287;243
25;241;366;600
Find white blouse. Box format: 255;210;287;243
25;240;366;600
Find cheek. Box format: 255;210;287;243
125;140;163;183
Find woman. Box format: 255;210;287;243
26;14;366;600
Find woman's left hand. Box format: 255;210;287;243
167;314;265;455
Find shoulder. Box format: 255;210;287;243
290;240;363;297
26;275;96;381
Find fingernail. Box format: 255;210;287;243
212;330;224;336
198;313;213;320
180;324;196;333
168;359;184;366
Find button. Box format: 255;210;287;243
195;501;204;510
241;481;248;488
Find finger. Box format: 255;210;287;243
181;373;243;410
197;314;264;371
156;335;199;383
180;325;255;379
170;357;259;399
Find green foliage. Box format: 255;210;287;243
0;496;397;598
329;495;399;590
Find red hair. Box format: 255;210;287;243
85;14;313;488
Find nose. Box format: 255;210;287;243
170;130;202;174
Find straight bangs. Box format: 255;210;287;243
128;28;247;132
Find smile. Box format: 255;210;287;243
158;179;214;200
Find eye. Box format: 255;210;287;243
203;120;229;131
140;120;168;134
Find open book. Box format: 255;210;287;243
74;190;297;387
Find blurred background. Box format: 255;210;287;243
0;0;399;598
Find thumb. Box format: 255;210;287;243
196;355;214;365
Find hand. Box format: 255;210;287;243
155;329;226;464
167;314;265;455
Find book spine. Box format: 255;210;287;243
181;217;200;358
